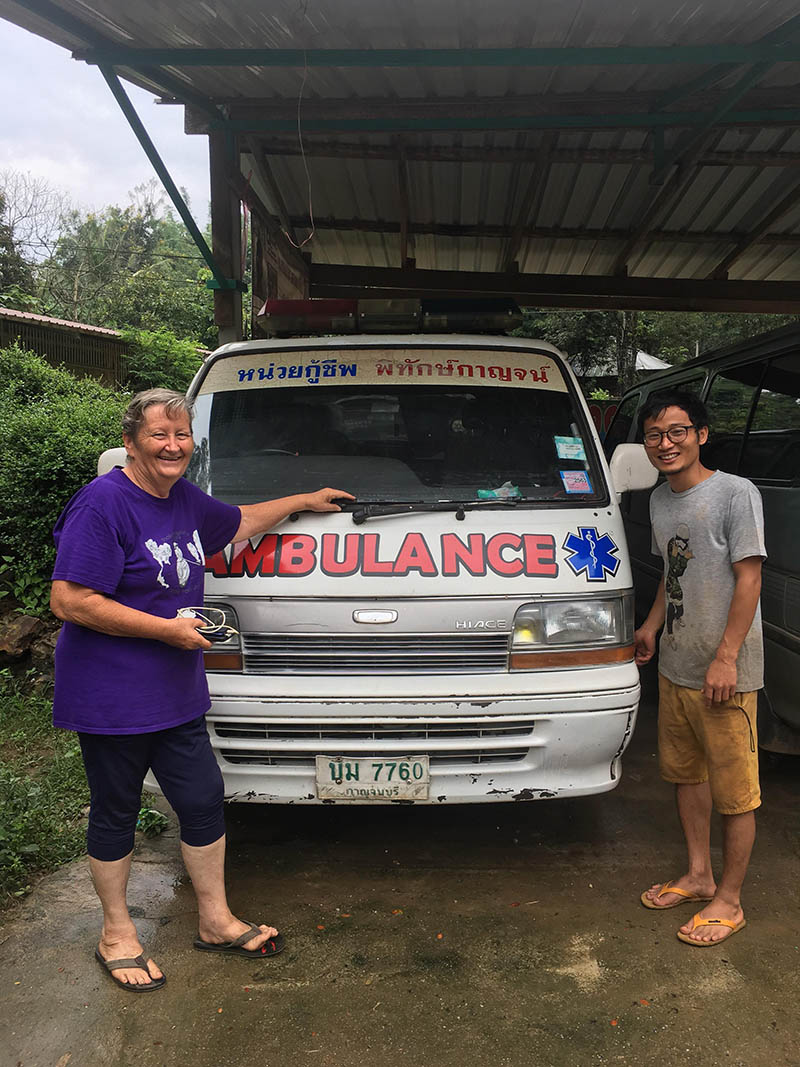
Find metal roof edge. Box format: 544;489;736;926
0;306;123;338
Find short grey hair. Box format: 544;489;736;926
122;389;195;440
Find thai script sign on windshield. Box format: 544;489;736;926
199;348;567;395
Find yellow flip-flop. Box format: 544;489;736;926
640;879;713;910
676;912;747;947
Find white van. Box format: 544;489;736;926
132;301;656;804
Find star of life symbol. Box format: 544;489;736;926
563;526;620;581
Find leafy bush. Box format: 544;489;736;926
121;326;204;393
0;344;127;614
0;670;89;902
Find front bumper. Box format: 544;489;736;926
188;676;640;803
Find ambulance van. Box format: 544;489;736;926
120;299;657;804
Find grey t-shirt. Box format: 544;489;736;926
650;470;766;692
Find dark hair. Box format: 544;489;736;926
638;389;709;438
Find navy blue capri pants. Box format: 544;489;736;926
78;715;226;861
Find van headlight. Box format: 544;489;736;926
200;603;243;671
509;594;634;669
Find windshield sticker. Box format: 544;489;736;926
563;527;620;582
205;531;559;580
554;436;586;461
199;348;567;395
560;470;592;494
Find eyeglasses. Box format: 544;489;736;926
643;425;696;447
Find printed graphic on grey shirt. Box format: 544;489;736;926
650;470;766;692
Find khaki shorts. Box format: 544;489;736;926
657;675;761;815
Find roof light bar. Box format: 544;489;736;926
257;299;357;336
256;298;522;336
358;298;421;332
422;299;522;333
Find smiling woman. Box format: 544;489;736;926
121;389;196;497
48;387;352;992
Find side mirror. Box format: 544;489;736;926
98;447;128;476
608;443;658;498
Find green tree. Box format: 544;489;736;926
0;192;34;296
515;308;645;394
37;182;215;344
516;309;618;375
121;327;204;393
639;311;800;364
0;344;127;614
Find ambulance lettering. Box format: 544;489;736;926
207;531;559;579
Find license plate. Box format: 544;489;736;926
315;756;430;801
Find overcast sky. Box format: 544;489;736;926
0;18;210;225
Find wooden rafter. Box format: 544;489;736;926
226;171;309;281
309;263;800;312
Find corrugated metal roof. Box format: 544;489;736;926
0;306;122;337
4;0;800;301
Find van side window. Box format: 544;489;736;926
602;393;639;460
702;370;760;475
740;354;800;482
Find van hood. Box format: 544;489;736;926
204;507;632;596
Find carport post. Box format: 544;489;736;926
209;132;244;343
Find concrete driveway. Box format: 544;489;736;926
2;666;799;1067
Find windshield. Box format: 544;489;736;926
188;348;605;506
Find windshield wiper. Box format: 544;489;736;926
350;499;533;525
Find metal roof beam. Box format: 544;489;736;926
75;45;800;67
648;17;800;184
17;0;223;122
288;215;800;246
246;141;800;167
708;170;800;278
396;142;412;267
308;264;800;312
97;66;240;291
500;133;555;272
650;62;775;185
651;12;800;111
207;108;800;135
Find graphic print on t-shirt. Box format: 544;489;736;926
665;523;693;646
145;528;204;589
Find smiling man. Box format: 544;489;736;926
633;389;766;947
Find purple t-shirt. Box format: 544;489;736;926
52;468;241;734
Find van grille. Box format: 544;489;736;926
242;632;510;674
211;717;533;768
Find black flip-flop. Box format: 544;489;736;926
94;948;166;992
193;921;285;958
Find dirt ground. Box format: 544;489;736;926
2;665;799;1067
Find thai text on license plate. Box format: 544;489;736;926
315;756;430;801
